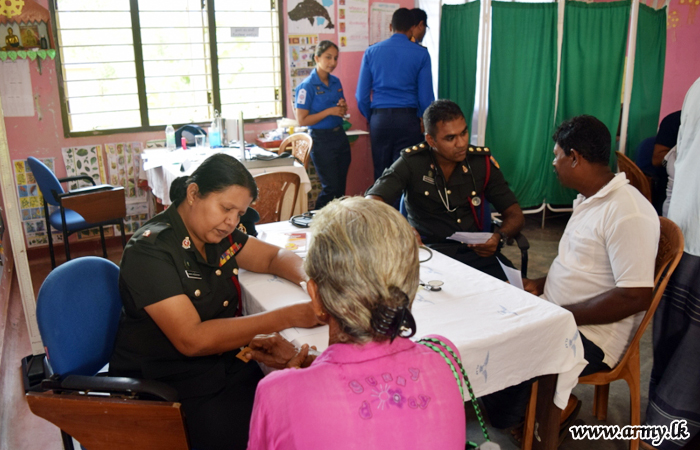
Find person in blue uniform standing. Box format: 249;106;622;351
356;7;435;181
294;40;351;210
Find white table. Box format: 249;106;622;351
240;222;586;450
143;148;311;218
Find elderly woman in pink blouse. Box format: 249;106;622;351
246;197;467;450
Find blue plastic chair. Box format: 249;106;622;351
26;157;127;269
26;257;188;450
36;257;122;377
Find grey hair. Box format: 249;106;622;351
305;197;420;344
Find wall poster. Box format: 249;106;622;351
287;0;336;34
338;0;369;52
288;35;318;99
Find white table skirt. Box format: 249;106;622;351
144;148;311;217
240;221;586;410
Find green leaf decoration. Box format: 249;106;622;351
8;51;17;61
90;156;97;164
76;160;82;169
27;51;37;61
37;50;46;59
17;51;27;59
77;148;88;156
0;52;6;61
47;49;56;59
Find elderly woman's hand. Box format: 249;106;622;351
247;333;316;369
285;301;323;329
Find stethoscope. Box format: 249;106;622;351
418;245;443;291
429;151;482;211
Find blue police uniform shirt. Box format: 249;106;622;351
295;69;345;130
355;33;434;120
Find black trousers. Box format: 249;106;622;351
427;242;513;282
481;332;610;429
309;127;352;210
370;108;424;180
175;356;264;450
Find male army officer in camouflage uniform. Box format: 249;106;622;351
366;99;524;281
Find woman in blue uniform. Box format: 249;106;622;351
294;40;351;210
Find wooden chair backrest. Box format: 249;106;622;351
615;217;684;371
278;133;313;169
253;172;301;224
61;187;127;223
26;392;190;450
616;151;652;202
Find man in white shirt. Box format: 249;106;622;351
483;115;659;438
645;76;700;449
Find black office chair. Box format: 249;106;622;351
27;157;128;269
23;257;190;450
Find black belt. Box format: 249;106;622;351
371;108;417;115
309;126;343;134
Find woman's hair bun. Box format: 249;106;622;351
169;176;189;205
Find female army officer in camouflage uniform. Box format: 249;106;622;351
109;153;319;450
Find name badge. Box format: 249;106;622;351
422;176;435;184
185;270;202;280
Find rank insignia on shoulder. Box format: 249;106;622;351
490;155;500;169
402;142;428;155
467;146;492;156
138;222;170;244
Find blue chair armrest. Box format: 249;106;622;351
57;185;116;198
59;175;96;186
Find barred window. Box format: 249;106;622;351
52;0;284;136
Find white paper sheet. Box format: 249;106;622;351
0;60;35;117
447;231;493;245
338;0;369;52
498;258;524;290
370;2;399;45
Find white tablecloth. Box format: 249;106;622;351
240;221;587;410
144;148;311;217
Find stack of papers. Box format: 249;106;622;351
447;231;493;245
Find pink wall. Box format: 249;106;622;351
282;0;415;196
4;0;413;196
658;0;700;118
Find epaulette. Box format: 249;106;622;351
402;141;429;155
135;222;171;244
466;146;492;156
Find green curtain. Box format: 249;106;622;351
438;1;480;125
485;2;558;208
548;0;630;205
626;4;667;161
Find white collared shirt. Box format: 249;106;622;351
544;173;659;367
668;76;700;256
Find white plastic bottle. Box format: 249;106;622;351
165;124;176;151
210;110;222;148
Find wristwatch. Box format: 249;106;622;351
494;231;508;250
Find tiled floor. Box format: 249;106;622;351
0;212;656;450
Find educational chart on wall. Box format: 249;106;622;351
61;145;112;241
338;0;369;52
288;35;318;99
12;158;63;248
370;2;399;45
105;142;151;235
288;0;336;33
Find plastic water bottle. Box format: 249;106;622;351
210;110;222;148
165;124;176;151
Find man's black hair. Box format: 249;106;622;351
411;8;428;27
423;99;465;137
391;8;414;32
552;115;611;165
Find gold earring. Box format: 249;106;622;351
188;200;193;205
